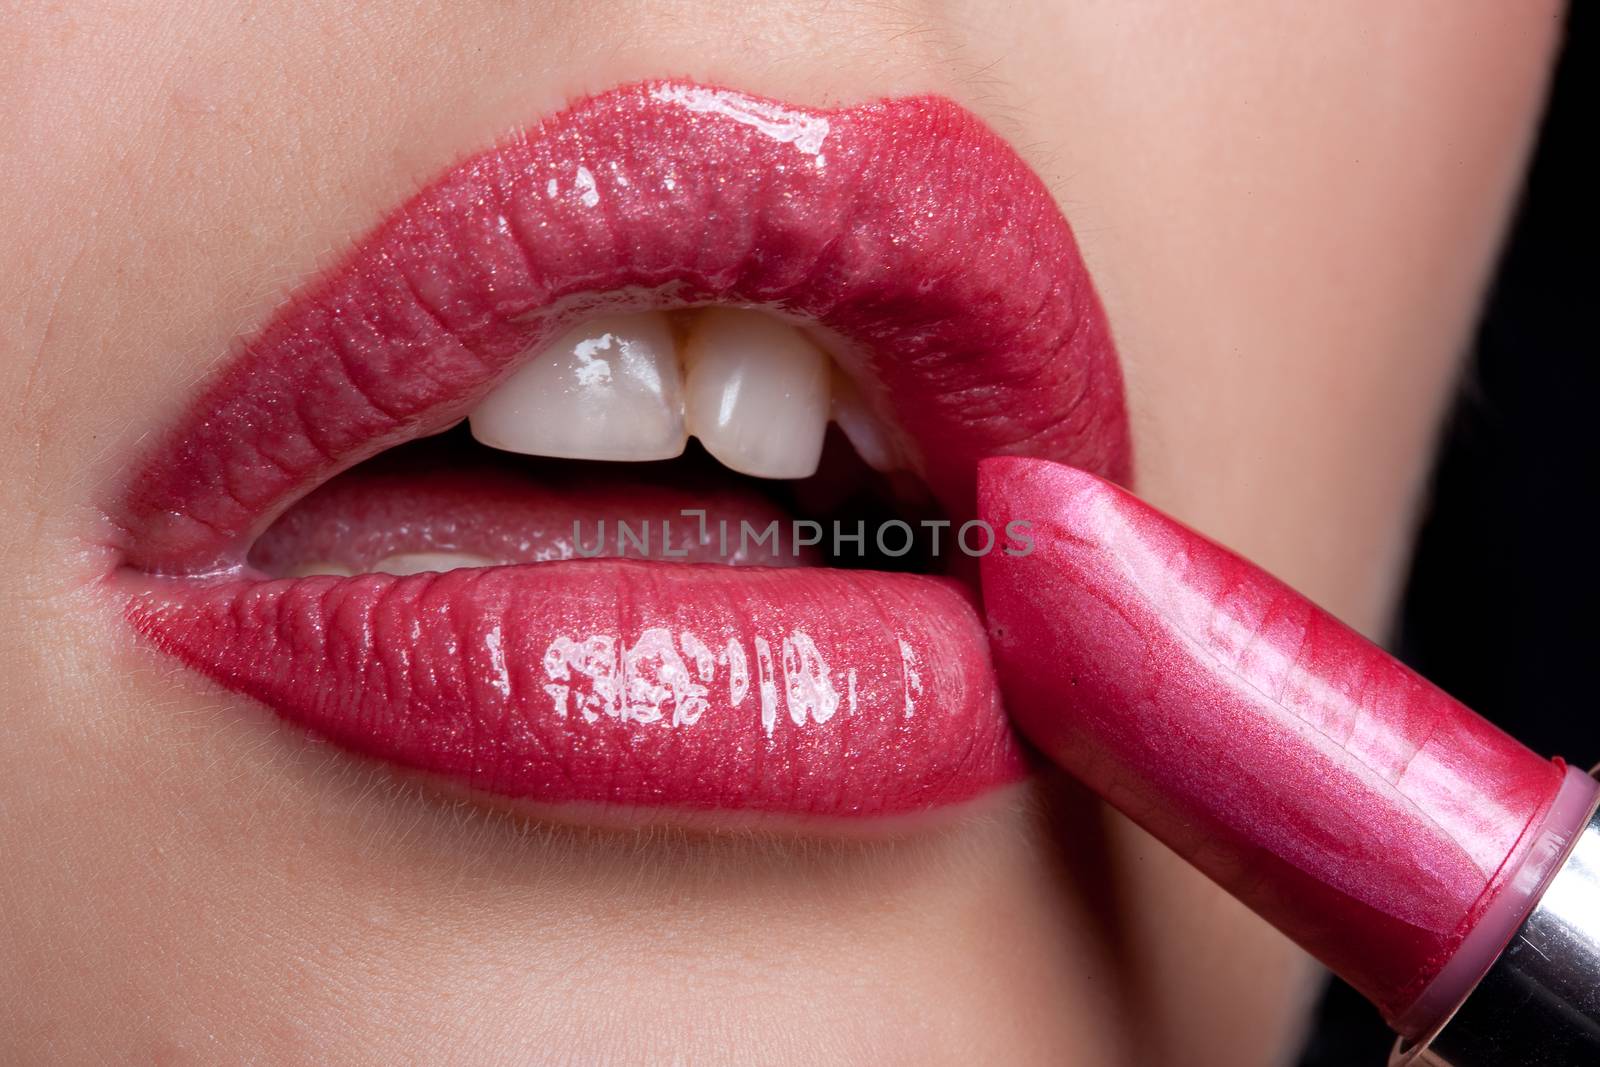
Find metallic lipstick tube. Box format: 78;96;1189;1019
1393;774;1600;1067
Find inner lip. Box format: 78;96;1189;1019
113;80;1132;826
248;424;949;580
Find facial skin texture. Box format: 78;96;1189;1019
0;3;1560;1064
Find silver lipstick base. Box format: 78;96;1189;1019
1391;792;1600;1066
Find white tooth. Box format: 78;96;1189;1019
469;312;686;462
284;561;353;577
830;370;897;472
371;552;496;575
683;308;830;479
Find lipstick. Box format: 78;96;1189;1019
978;456;1600;1066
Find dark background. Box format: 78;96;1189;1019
1297;8;1594;1065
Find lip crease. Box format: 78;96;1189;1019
116;80;1131;822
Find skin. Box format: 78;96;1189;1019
0;2;1561;1063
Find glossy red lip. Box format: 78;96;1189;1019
116;81;1131;820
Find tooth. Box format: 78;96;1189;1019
285;561;353;578
469;312;686;462
683;308;830;479
830;369;897;472
371;552;496;575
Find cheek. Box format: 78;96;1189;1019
953;0;1558;630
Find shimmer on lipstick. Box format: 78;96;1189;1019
979;457;1600;1067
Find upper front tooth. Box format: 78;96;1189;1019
830;369;897;472
468;312;687;462
683;308;830;479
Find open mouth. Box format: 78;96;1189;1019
114;81;1131;826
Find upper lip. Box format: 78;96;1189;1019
114;80;1131;823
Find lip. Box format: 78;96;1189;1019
115;81;1131;822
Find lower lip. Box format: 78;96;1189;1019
128;562;1023;817
978;456;1592;1037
